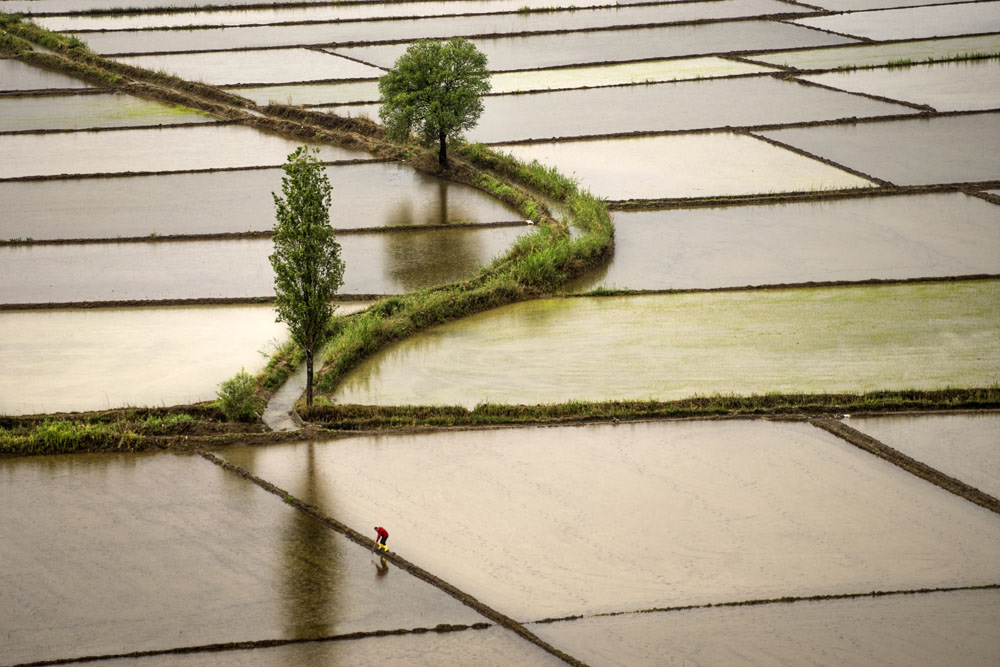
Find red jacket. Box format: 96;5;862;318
375;526;389;540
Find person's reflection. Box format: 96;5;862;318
374;554;389;578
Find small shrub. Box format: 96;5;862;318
216;369;262;422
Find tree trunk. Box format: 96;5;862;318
305;348;314;411
438;131;448;168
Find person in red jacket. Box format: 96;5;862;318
374;526;389;552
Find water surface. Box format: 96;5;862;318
499;133;873;200
330;282;1000;406
569;193;1000;291
758;112;1000;186
0;452;484;664
749;34;1000;70
0;58;94;91
220;420;1000;620
792;2;1000;40
0;92;213;132
846;414;1000;499
0;163;519;240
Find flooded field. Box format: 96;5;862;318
0;305;286;414
569;193;1000;291
499;133;873;200
847;414;1000;500
331;281;1000;407
0;163;520;240
0;226;526;303
0;124;367;179
758;112;1000;186
219;420;1000;620
792;2;1000;40
0;58;95;90
335;20;855;71
535;588;1000;666
116;49;384;86
235;81;381;107
0;92;213;132
802;59;1000;113
0;452;486;664
749;34;1000;70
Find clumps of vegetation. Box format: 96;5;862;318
0;420;141;456
833;50;1000;72
216;369;263;422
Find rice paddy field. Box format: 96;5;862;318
1;0;998;664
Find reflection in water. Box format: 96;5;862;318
375;555;389;578
383;224;485;291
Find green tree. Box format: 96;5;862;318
270;146;344;409
378;37;491;168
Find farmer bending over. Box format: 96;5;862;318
374;525;389;551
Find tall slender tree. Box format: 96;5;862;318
378;37;491;168
270;146;344;409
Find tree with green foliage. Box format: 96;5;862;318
270;146;345;409
378;37;491;168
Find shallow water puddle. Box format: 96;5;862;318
330;282;1000;407
498;133;873;200
0;163;520;240
115;49;383;86
0;452;484;664
846;414;1000;500
0;227;526;303
463;74;914;142
73;0;799;55
534;588;1000;666
333;19;856;71
220;420;1000;620
568;193;1000;291
749;34;1000;70
757;112;1000;186
0;59;95;91
792;2;1000;41
0;92;214;132
0;304;285;414
0;124;367;179
801;59;1000;113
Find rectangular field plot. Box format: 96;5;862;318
749;34;1000;70
758;112;1000;186
0;59;95;91
463;75;915;142
0;93;214;132
235;81;380;107
0;453;485;664
499;133;874;200
0;227;527;303
328;281;1000;407
808;0;977;8
219;420;1000;621
846;414;1000;500
0;0;314;13
0;163;520;240
792;2;1000;40
535;589;1000;667
0;305;286;414
802;59;1000;112
72;0;799;54
569;193;1000;292
333;20;857;71
115;49;383;87
0;124;367;179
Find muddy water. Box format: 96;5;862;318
0;452;485;664
220;420;1000;621
847;414;1000;500
568;193;1000;291
0;227;526;303
0;59;94;91
334;19;856;71
499;133;873;200
0;93;213;132
535;589;1000;666
792;2;1000;40
803;59;1000;113
0;305;287;414
750;34;1000;70
0;124;367;179
0;163;519;240
75;0;798;54
116;49;384;86
464;75;913;143
758;112;1000;186
330;282;1000;407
